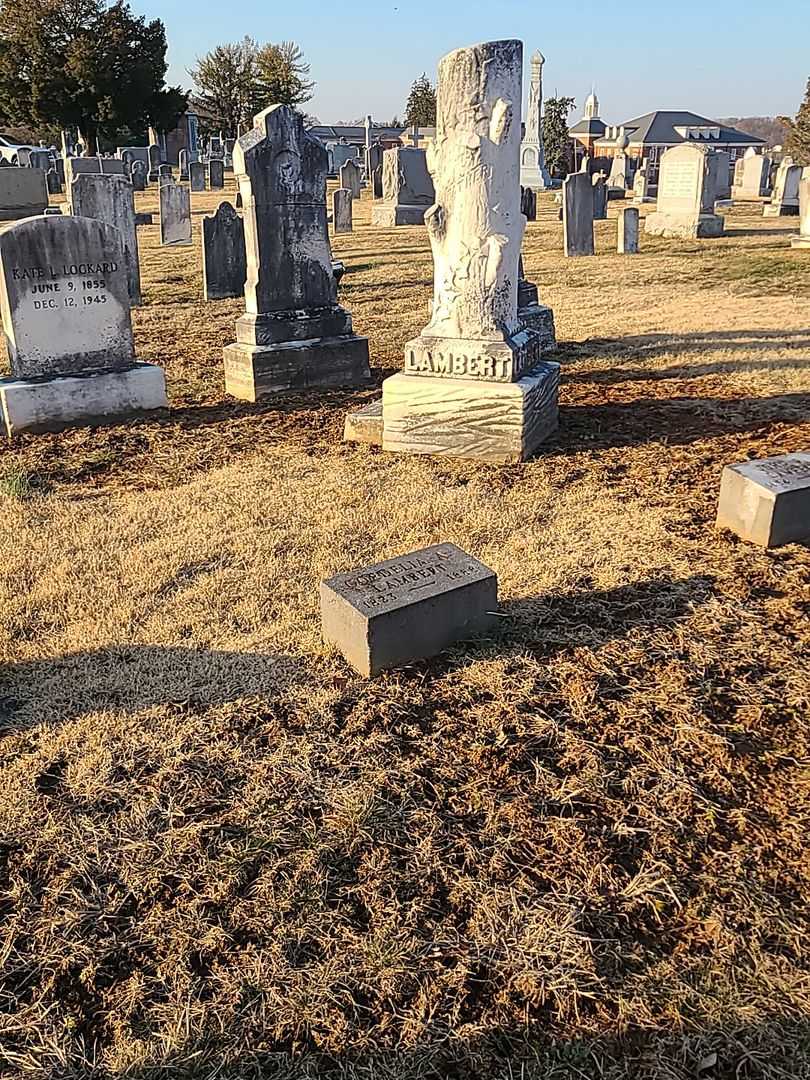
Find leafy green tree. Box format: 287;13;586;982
254;41;315;109
542;94;576;177
0;0;186;154
779;78;810;165
404;74;436;128
189;37;263;136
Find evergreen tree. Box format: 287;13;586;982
780;78;810;165
189;37;262;136
542;95;576;177
404;74;436;128
0;0;186;154
254;41;315;109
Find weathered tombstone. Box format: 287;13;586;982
520;185;537;221
69;173;141;305
235;190;243;209
159;182;192;246
222;105;370;398
332;188;353;233
366;139;384;182
134;212;152;226
790;178;810;249
202;202;246;301
379;39;559;463
731;152;771;199
54;157;66;185
617;206;639;254
339;159;362;200
372;164;383;199
158;164;173;185
371;146;435;227
147;143;161;183
520;49;552;190
117;147;150;168
208;158;225;190
331;143;356;174
714;150;731;199
764;161;801;217
321;543;497;676
592;173;608;219
716;454;810;548
0;169;48;221
189;161;206;192
517;255;556;350
130;160;146;192
633;161;653;204
0;215;167;435
563;171;594;256
645;143;724;239
46;168;62;195
607;152;630;197
178;149;189;181
65;157;126;187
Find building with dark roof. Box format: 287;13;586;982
571;102;765;179
568;92;606;156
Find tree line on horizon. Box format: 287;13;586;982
1;0;808;167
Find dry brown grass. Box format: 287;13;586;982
0;182;808;1079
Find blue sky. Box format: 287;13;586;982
139;0;807;125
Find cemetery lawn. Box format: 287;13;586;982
0;186;808;1080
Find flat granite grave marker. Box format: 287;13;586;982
0;215;167;435
222;104;370;398
69;172;141;305
0;169;48;221
202;202;246;301
321;543;498;676
645;143;724;239
159;182;192;246
563;171;594;256
333;188;353;233
716;453;810;548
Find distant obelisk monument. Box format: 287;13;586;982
520;50;552;191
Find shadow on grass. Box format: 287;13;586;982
551;392;809;453
565;356;810;386
560;329;810;365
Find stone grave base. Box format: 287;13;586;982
790;236;810;249
644;211;724;239
519;304;556;351
0;363;168;437
224;335;371;400
607;189;627;201
763;204;799;217
344;399;383;445
371;204;428;227
633;197;656;205
381;361;560;464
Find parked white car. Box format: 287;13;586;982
0;135;35;165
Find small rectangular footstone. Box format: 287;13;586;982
716;453;810;547
321;543;498;676
344;399;383;445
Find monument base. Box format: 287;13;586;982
763;204;799;217
224;335;371;400
644;211;725;239
519;304;556;351
790;236;810;249
344;399;383;445
520;165;552;191
0;363;168;437
371;204;428;227
381;361;560;464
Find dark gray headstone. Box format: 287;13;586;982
332;188;353;233
320;543;498;676
147;143;160;182
159;182;192;246
521;185;537;221
189;161;206;192
0;169;48;221
202;202;246;301
592;174;608;219
208;159;224;190
178;148;189;181
563;171;594;256
46;168;62;195
131;161;146;192
69;173;141;305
